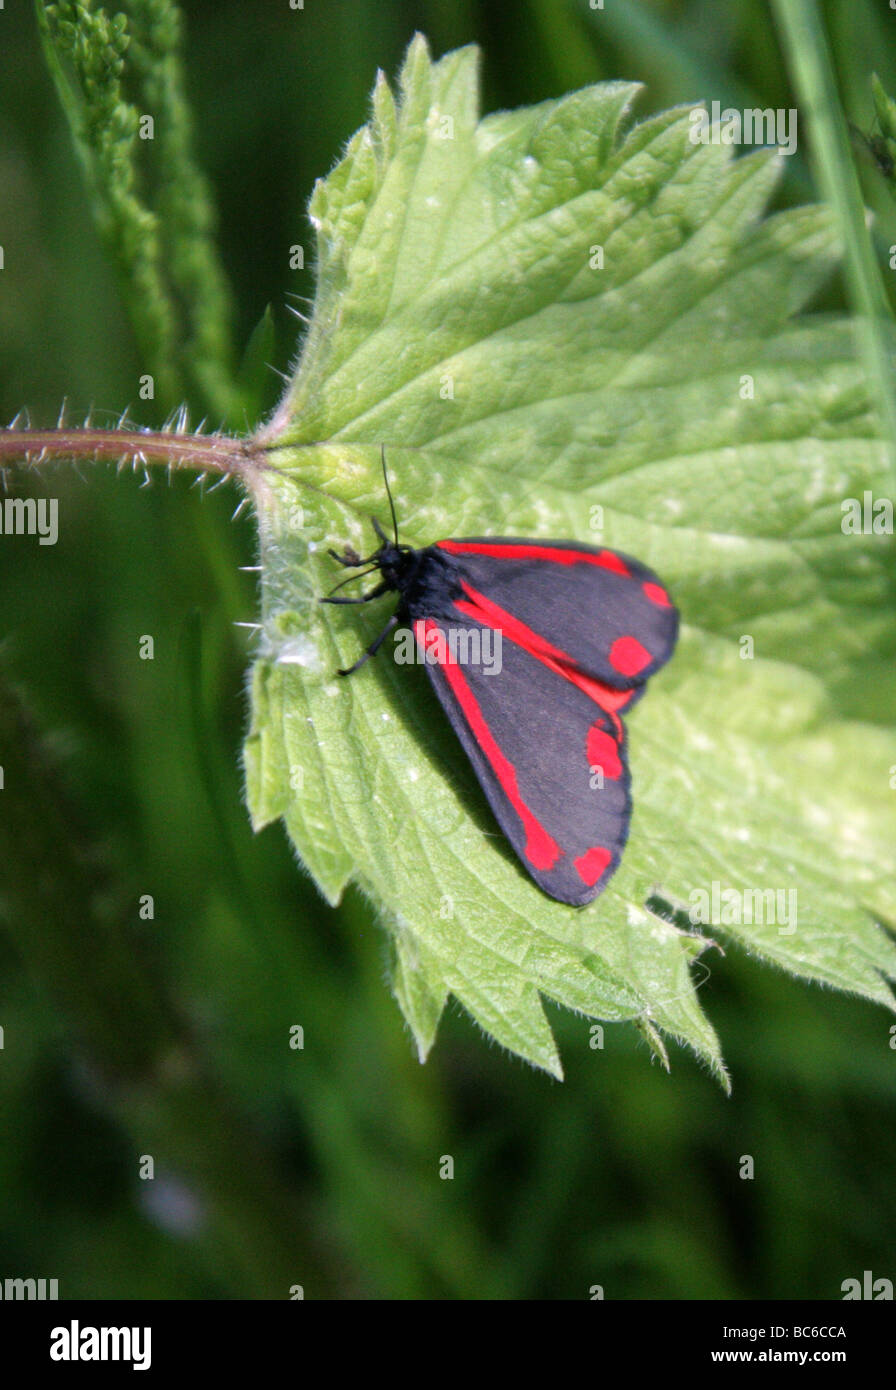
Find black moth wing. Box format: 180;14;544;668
406;612;636;906
434;538;679;689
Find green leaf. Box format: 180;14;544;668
244;36;896;1080
233;305;278;429
37;0;236;416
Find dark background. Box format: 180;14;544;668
0;0;894;1299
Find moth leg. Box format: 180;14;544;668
321;580;390;606
337;613;399;677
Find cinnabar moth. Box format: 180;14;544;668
323;453;678;906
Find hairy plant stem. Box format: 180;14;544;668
0;427;259;479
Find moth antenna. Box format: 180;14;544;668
381;443;399;544
323;565;379;597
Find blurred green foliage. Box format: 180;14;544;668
0;0;894;1299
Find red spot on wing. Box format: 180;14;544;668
609;635;652;677
438;540;630;575
574;846;613;886
642;581;671;607
413;619;562;873
578;681;636;713
586;724;622;781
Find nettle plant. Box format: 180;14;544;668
5;11;896;1082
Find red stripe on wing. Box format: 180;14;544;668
453;582;637;734
437;540;631;575
413;619;563;873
